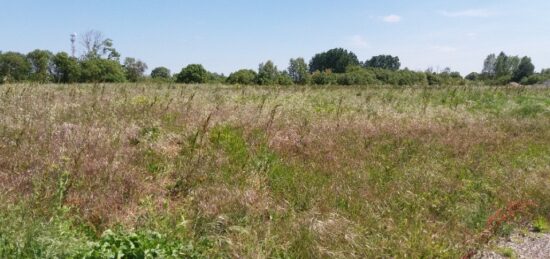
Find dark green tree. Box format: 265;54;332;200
123;57;148;82
257;61;279;85
364;55;401;71
466;72;480;81
226;69;257;85
176;64;208;84
150;67;171;80
512;57;535;82
0;52;31;83
51;52;81;83
277;71;294;86
494;52;520;78
288;58;310;85
27;49;53;83
309;48;359;73
79;58;126;83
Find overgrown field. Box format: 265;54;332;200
0;83;549;258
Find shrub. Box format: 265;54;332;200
176;64;208;84
311;70;337;85
79;58;126;83
227;69;257;85
151;67;171;80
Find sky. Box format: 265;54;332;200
1;0;549;76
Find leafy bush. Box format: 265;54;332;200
336;66;378;85
80;58;126;83
226;69;257;85
176;64;209;84
311;70;337;85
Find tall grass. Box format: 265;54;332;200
0;83;548;257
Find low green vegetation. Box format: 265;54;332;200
0;83;548;257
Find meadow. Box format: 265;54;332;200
0;83;549;258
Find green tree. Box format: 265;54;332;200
364;55;400;71
226;69;257;85
494;52;520;78
309;48;359;73
512;57;535;82
176;64;208;84
80;58;126;83
482;54;497;76
257;61;279;85
0;52;31;83
288;58;310;85
51;52;81;83
277;71;294;86
27;49;53;83
123;57;148;82
465;72;480;81
150;67;171;80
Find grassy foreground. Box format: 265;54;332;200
0;83;549;258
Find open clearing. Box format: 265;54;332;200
0;84;549;258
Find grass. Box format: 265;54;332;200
0;83;549;258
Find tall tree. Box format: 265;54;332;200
288;58;309;85
27;49;53;83
257;60;279;85
309;48;359;73
0;52;31;83
80;30;120;61
51;52;81;83
364;55;401;71
482;54;497;76
123;57;148;82
512;57;535;82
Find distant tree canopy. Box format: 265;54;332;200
80;58;126;83
0;52;31;83
52;52;81;83
2;40;549;86
364;55;401;71
480;51;539;84
257;60;279;85
27;49;53;83
227;69;257;85
80;30;120;61
288;58;310;85
176;64;208;84
123;57;148;82
150;67;171;80
309;48;359;73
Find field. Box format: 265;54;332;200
0;83;549;258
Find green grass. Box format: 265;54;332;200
0;83;549;258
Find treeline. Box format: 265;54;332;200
466;52;550;85
1;31;549;86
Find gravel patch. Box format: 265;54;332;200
477;232;550;259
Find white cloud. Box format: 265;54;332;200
432;45;458;53
382;14;402;23
348;35;369;49
439;9;495;18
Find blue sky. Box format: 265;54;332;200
1;0;549;75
